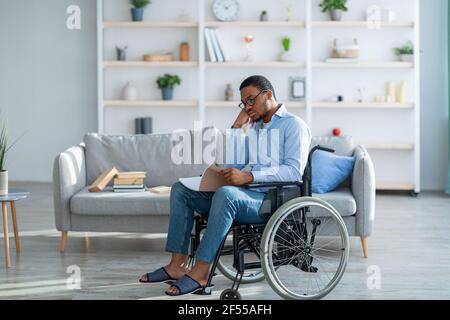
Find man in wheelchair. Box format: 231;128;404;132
139;75;312;297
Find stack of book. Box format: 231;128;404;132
113;171;147;193
204;28;228;62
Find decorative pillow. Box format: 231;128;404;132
311;150;356;194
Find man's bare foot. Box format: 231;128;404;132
140;264;189;283
165;270;208;295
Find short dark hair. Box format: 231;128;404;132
239;75;277;100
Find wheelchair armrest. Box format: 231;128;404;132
244;181;303;189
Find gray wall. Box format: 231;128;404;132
0;0;449;191
0;0;97;182
420;0;449;191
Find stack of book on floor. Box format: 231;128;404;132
113;171;147;193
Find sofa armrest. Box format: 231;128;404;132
53;144;86;231
351;145;376;237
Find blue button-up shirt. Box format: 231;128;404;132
224;104;312;190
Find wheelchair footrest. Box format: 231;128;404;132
192;285;214;295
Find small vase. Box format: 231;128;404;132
161;87;174;100
279;50;294;62
0;171;8;196
122;82;138;100
131;8;144;22
330;10;343;21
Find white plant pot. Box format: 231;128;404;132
279;51;294;62
399;54;414;62
0;171;8;195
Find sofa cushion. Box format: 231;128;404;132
312;188;357;217
71;187;170;216
84;127;222;187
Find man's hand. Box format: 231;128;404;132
219;168;253;186
232;109;253;129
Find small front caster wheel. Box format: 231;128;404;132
220;288;241;300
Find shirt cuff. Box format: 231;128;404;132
251;170;267;184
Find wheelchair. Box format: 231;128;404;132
187;145;350;300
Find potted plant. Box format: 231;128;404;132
130;0;151;22
279;36;294;62
319;0;348;21
156;74;181;100
0;120;20;195
394;41;414;62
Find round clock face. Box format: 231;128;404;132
213;0;240;22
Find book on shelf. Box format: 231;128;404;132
209;28;224;62
211;28;228;62
204;28;217;62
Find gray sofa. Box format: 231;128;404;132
53;127;376;257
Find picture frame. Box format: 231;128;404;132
289;77;306;100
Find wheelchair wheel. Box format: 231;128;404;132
261;196;349;300
217;232;266;284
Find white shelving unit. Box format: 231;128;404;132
97;0;420;193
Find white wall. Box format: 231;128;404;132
0;0;97;182
0;0;448;191
420;0;449;191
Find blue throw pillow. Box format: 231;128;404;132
311;150;356;194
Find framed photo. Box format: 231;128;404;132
289;77;306;100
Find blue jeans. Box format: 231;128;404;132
165;181;268;264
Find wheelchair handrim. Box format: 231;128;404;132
261;197;350;300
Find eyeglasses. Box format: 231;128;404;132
238;90;267;110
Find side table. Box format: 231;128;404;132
0;189;29;268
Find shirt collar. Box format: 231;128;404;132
256;104;288;127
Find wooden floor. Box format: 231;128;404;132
0;181;449;300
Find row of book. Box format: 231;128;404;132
204;28;228;63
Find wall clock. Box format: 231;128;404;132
212;0;240;22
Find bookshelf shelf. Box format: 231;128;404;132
103;61;198;68
376;182;415;190
104;100;198;107
357;142;415;150
103;21;198;28
313;102;414;109
205;61;306;68
206;101;306;108
311;20;414;28
312;61;414;69
204;21;306;28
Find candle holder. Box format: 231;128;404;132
243;35;254;62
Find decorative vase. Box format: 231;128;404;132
0;171;8;196
330;10;343;21
180;42;190;61
260;11;268;21
122;82;138;100
116;46;128;61
225;83;234;101
131;8;144;21
161;87;174;100
279;50;294;62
